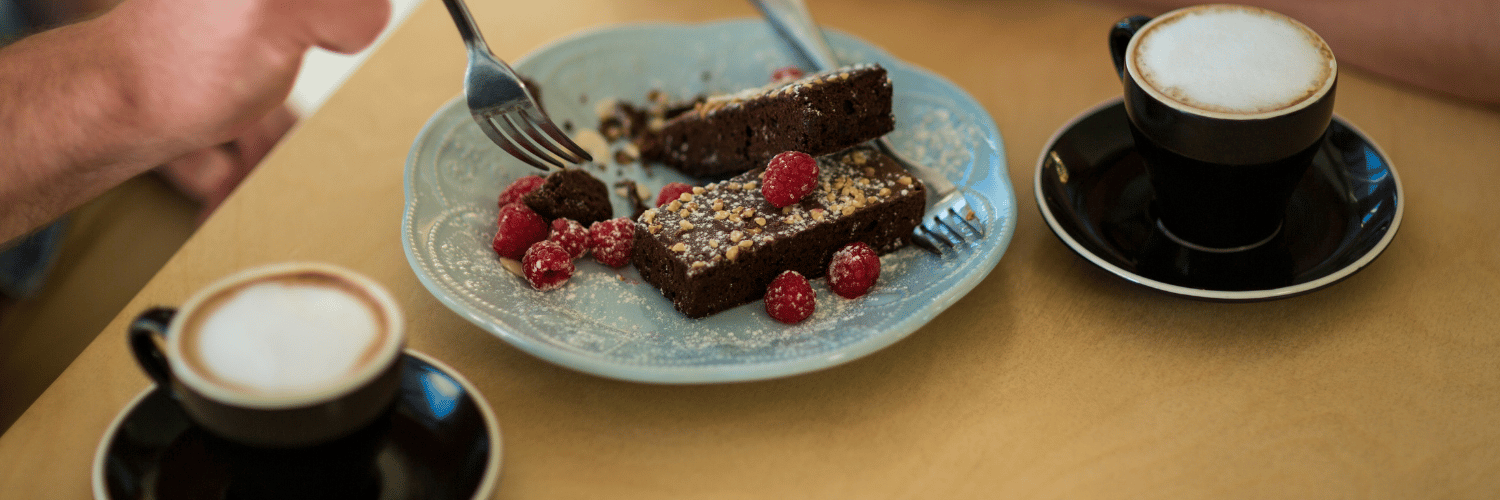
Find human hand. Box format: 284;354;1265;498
155;103;298;223
108;0;391;153
0;0;391;241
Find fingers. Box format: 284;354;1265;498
232;104;299;169
294;0;393;54
157;103;298;221
157;145;238;207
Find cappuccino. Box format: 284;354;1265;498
169;267;401;408
1129;4;1335;117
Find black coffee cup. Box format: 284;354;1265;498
128;263;406;499
1110;4;1337;251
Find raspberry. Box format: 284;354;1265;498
588;217;635;268
656;182;694;207
827;242;880;299
761;151;819;207
547;218;590;260
522;240;574;291
771;66;805;83
765;270;816;324
497;175;546;207
492;203;548;260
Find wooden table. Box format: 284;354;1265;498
4;0;1499;497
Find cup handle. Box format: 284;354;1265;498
129;307;178;387
1110;15;1152;80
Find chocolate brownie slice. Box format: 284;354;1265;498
632;145;925;318
522;169;613;227
638;64;895;177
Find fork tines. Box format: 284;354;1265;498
480;105;593;170
912;197;983;254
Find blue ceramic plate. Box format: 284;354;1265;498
402;20;1015;383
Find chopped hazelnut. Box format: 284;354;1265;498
594;98;619;121
671;242;687;252
498;258;525;278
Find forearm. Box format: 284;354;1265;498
1107;0;1500;104
0;14;180;241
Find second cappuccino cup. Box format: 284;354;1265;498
1110;4;1337;251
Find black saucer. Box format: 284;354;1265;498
93;351;502;500
1035;98;1403;300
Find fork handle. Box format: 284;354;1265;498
750;0;840;71
441;0;493;55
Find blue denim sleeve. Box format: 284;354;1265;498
0;220;67;299
0;0;30;44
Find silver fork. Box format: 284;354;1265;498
441;0;591;170
750;0;983;254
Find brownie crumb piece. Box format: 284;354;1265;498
613;179;652;219
523;169;613;227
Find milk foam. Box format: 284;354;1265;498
1134;7;1332;115
194;281;382;396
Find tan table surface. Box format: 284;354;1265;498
5;0;1500;497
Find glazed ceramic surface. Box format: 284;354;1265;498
403;21;1015;383
1035;98;1402;300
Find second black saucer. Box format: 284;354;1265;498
1035;98;1403;301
